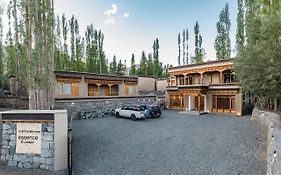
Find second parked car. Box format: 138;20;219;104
115;105;146;120
144;105;161;118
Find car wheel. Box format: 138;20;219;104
131;114;136;121
116;112;120;118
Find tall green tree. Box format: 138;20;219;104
130;54;136;75
147;53;153;76
177;33;181;65
194;21;204;63
185;29;189;64
116;59;125;76
236;0;245;54
153;38;160;77
109;55;117;74
235;0;281;107
214;3;231;60
6;1;16;77
69;15;76;70
138;51;147;76
55;15;63;70
182;30;185;65
0;4;4;88
62;13;69;70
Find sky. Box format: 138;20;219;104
2;0;238;66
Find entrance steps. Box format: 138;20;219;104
179;110;208;116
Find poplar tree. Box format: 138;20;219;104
6;1;16;78
182;30;185;65
236;0;281;107
69;15;76;70
147;53;153;76
153;38;160;77
194;21;204;63
130;53;136;75
62;13;69;70
109;55;117;74
185;29;189;64
138;51;147;76
214;3;231;60
236;0;245;54
0;4;3;87
177;33;181;65
55;15;63;70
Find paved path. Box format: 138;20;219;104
72;110;267;175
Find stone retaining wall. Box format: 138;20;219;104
251;108;281;175
0;96;28;109
0;123;54;170
55;96;156;120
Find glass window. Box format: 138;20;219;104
63;83;72;95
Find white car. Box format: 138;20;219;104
115;105;146;120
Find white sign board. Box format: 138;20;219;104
16;123;42;154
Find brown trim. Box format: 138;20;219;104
55;95;156;101
169;58;234;70
2;113;54;122
55;70;138;81
57;77;81;83
85;79;122;85
2;120;54;124
125;81;138;86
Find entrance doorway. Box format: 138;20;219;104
212;95;236;114
195;96;205;112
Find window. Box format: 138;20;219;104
63;83;72;95
125;85;135;95
57;82;79;96
189;76;193;85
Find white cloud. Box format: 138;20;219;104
123;12;130;18
104;18;116;25
104;4;118;16
104;4;130;26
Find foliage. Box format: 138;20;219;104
214;3;231;60
236;0;245;53
177;33;181;65
194;21;205;63
235;1;281;106
129;54;136;75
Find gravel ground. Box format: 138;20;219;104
72;110;267;175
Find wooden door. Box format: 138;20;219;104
72;83;79;97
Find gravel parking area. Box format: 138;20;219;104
72;110;267;175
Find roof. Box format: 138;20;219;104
169;58;234;71
54;70;138;82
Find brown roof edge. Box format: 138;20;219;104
169;58;235;70
54;70;138;81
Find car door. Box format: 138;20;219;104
119;106;127;117
125;106;133;118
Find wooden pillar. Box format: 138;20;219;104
198;94;201;112
109;84;112;96
216;95;218;112
229;97;231;113
200;73;203;84
184;75;186;85
97;84;100;96
219;71;223;84
180;94;183;111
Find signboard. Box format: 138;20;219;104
16;123;42;154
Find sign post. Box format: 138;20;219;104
0;110;68;173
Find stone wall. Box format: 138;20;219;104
251;108;281;175
0;96;28;109
55;96;156;120
1;123;55;170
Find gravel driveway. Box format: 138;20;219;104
72;110;267;175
